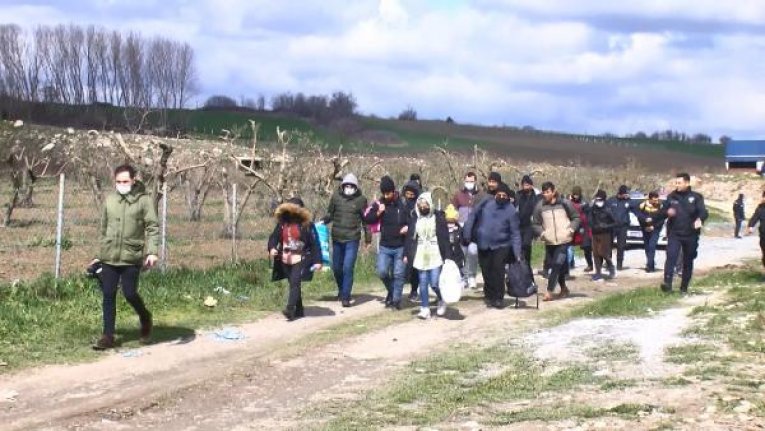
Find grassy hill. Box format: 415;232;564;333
177;110;722;172
6;102;724;172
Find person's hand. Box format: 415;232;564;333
403;256;408;265
667;207;677;218
646;217;652;224
646;226;654;232
400;225;408;235
311;264;322;272
377;203;386;215
747;227;753;235
144;254;159;268
269;248;278;257
693;218;703;229
89;258;100;266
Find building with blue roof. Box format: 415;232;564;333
725;140;765;173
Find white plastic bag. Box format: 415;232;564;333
439;259;463;304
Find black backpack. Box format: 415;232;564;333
505;261;539;308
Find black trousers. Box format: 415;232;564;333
100;264;151;337
478;247;510;302
613;226;628;267
735;218;744;237
285;262;304;312
760;235;765;268
663;235;699;291
544;244;569;293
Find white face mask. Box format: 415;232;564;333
343;186;356;196
464;182;475;191
595;201;605;208
116;184;132;195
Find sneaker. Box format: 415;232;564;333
584;266;594;273
92;334;115;351
491;299;505;309
139;314;153;344
470;278;479;290
417;307;431;319
557;286;570;298
408;293;418;302
436;301;447;316
341;299;351;308
608;266;616;280
660;283;672;293
591;274;603;281
390;301;401;310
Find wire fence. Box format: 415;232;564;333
0;175;279;283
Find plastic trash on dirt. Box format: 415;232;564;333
0;389;18;403
203;296;218;307
211;327;245;342
213;286;231;295
121;350;143;358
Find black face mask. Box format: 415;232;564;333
496;197;510;206
420;208;431;216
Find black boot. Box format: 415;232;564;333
282;306;297;321
660;282;672;293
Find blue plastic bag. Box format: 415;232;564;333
315;222;331;265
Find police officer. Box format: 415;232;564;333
659;173;708;294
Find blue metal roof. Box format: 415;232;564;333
726;140;765;161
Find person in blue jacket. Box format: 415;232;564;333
463;182;523;309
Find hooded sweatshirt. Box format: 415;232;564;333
99;181;160;266
403;192;451;271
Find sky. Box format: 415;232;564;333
4;0;765;140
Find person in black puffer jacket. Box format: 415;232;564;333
324;173;369;307
606;185;634;270
589;190;616;281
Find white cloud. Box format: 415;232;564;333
4;0;765;138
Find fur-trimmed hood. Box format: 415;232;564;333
274;202;312;226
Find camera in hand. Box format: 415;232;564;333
86;261;103;279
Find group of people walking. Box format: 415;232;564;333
90;164;721;350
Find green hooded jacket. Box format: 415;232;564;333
98;181;160;266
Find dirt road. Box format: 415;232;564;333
0;234;760;430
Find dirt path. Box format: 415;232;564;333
0;235;760;431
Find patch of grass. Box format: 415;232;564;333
587;341;640;362
662;376;693;386
600;379;638;391
314;346;603;429
683;364;733;380
563;287;681;320
665;343;715;364
0;255;377;371
491;402;667;425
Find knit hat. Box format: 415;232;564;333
379;175;395;194
488;171;502;183
595;189;607;200
571;186;583;197
287;197;304;207
341;173;359;188
521;175;533;186
444;204;459;222
618;185;629;195
496;182;512;196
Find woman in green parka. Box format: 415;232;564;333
90;164;160;350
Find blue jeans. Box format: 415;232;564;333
332;240;360;301
418;266;443;308
643;227;661;270
376;246;406;303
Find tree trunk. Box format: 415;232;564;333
18;170;35;208
2;172;22;227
